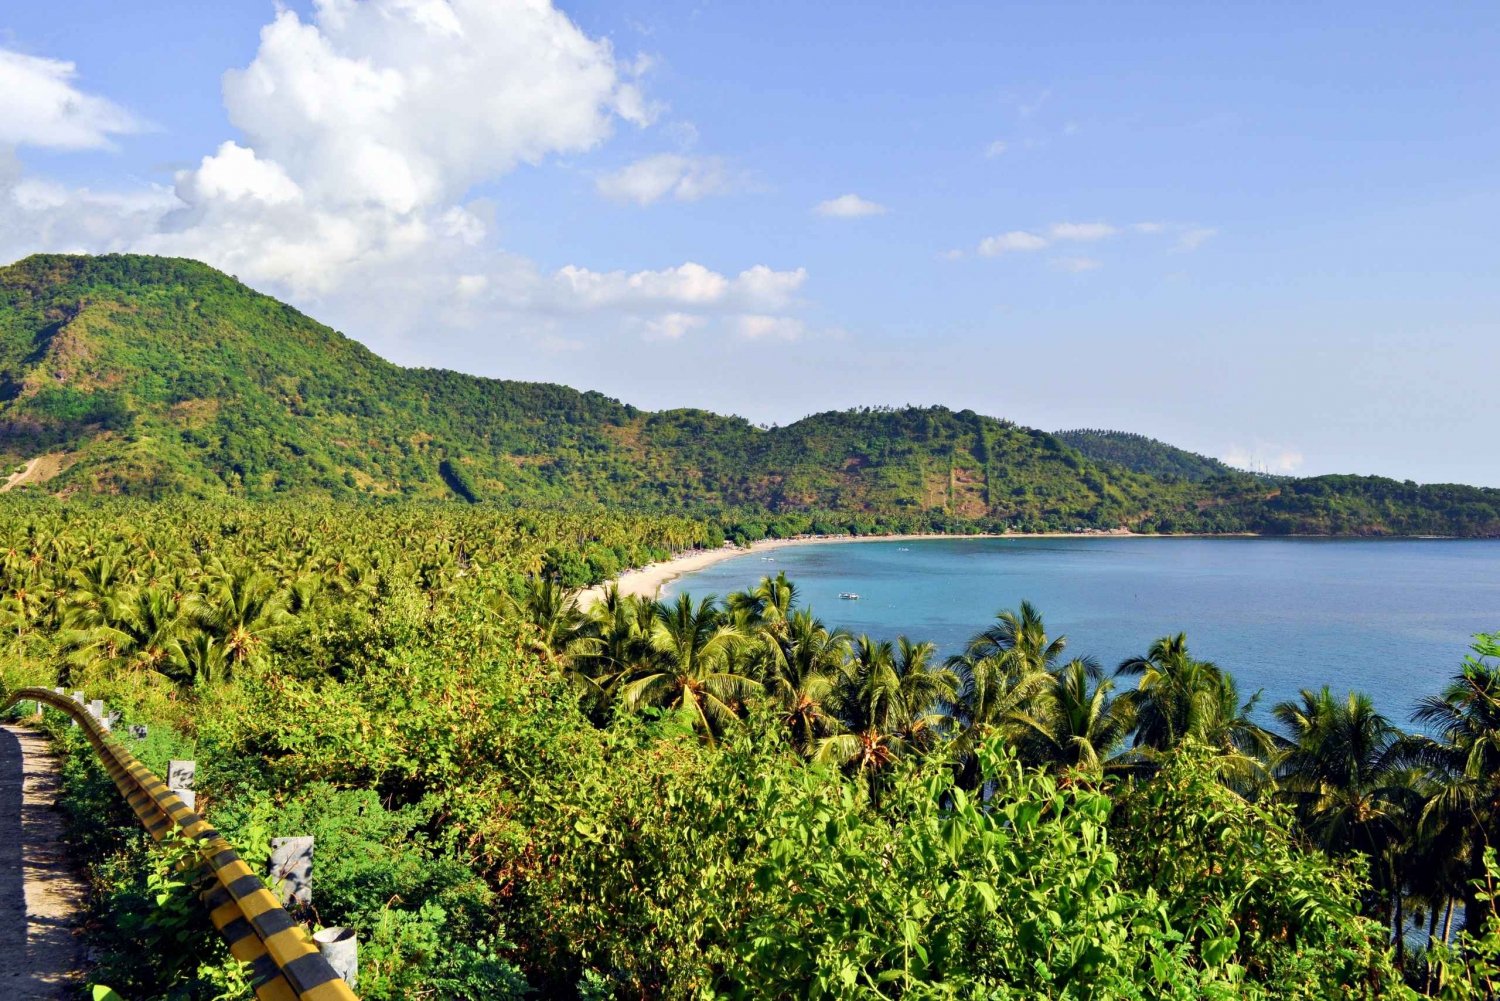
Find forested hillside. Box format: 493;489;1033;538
1055;428;1240;481
1;253;1497;537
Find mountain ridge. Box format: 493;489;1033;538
1;253;1496;537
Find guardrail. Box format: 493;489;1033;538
2;687;359;1001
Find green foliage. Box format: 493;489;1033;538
1055;428;1239;482
7;491;1496;997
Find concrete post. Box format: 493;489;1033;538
313;927;357;988
168;759;196;813
87;699;105;724
269;836;314;907
167;760;195;791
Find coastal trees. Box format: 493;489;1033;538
618;594;759;740
1404;634;1500;936
1115;633;1275;783
1010;657;1134;780
816;635;957;786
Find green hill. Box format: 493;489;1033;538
1;253;1497;537
1054;429;1239;482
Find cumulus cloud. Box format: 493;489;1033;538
2;2;812;351
641;312;706;341
596;153;732;205
0;48;146;150
737;314;806;340
1048;221;1117;242
978;230;1047;255
1223;443;1304;475
552;262;804;312
984;140;1008;158
814;193;887;218
1051;256;1102;273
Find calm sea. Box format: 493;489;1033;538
662;538;1500;719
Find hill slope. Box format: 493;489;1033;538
1;253;1496;537
1054;429;1239;482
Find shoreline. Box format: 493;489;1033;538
575;529;1134;608
573;529;1480;609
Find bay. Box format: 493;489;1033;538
662;537;1500;719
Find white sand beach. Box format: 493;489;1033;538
574;529;1137;609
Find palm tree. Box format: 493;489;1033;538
1010;658;1134;781
1116;633;1275;786
618;595;759;740
498;577;587;667
1273;687;1421;955
818;635;957;783
61;586;192;682
196;568;294;674
568;587;655;722
760;609;849;755
726;572;798;635
1402;633;1500;936
954;600;1068;677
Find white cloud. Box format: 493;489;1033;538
641;312;706;341
0;48;145;150
984;140;1008;158
1;3;814;356
941;248;965;261
737;314;806;340
1133;221;1168;234
1051;256;1102;273
1223;443;1304;475
978;230;1048;255
814;193;887;218
1176;226;1217;251
551;262;804;312
1048;221;1117;242
596;153;731;205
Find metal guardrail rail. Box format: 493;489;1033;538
2;687;359;1001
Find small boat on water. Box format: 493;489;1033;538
896;547;910;551
839;592;860;600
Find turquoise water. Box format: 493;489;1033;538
663;538;1500;719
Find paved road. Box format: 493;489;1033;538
0;724;85;999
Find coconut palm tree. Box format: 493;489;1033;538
1402;633;1500;936
618;595;759;740
497;577;587;667
760;608;850;755
1273;687;1422;954
1116;633;1276;786
61;586;192;682
953;600;1069;677
1010;658;1134;780
196;568;294;674
818;635;957;783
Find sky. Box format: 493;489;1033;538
2;1;1498;485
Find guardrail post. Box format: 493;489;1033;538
270;836;314;907
87;699;106;727
168;759;196;813
314;927;358;988
70;690;84;727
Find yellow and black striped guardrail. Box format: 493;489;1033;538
2;687;359;1001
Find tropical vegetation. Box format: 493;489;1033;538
1;496;1497;998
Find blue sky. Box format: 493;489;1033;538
3;1;1498;484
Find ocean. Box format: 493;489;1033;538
662;537;1500;719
